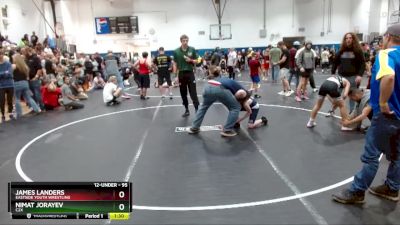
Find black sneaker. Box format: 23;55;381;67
114;100;121;105
182;110;190;117
332;189;365;204
254;94;261;99
369;184;399;201
325;110;334;117
234;123;241;129
188;127;200;134
261;116;268;126
220;130;237;137
140;95;145;100
361;126;369;134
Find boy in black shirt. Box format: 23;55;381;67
153;47;173;99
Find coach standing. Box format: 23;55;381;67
332;24;400;204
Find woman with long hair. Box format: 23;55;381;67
12;53;41;118
331;32;365;112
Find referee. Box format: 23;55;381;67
173;34;199;117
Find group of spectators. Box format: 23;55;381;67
0;31;150;122
0;30;382;124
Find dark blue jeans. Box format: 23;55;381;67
271;65;280;82
14;80;40;117
350;113;400;192
29;80;44;110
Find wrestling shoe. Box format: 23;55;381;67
261;116;268;126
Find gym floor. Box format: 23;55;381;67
0;71;399;225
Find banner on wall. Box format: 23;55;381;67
95;17;111;34
95;16;139;35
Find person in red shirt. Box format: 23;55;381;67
133;52;152;99
262;48;270;81
248;52;262;98
41;79;61;110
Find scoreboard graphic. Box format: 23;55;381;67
8;182;132;220
95;16;139;35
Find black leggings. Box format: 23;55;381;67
0;87;14;117
65;101;84;110
179;71;199;110
228;66;235;80
309;73;316;89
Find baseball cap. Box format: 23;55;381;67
385;24;400;37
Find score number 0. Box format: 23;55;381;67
118;191;127;211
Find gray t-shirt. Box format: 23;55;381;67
105;58;119;77
61;84;73;105
355;90;370;116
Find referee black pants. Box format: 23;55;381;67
179;71;199;110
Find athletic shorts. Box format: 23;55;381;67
318;80;342;99
251;75;260;84
139;74;150;88
157;72;172;86
279;68;290;80
300;69;314;78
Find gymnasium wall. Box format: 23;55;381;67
0;0;48;43
1;0;390;55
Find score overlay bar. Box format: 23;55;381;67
8;182;132;220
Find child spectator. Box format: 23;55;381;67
41;77;62;110
92;72;105;90
103;75;122;106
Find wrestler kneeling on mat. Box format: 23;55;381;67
341;88;372;132
307;75;351;128
234;90;268;129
